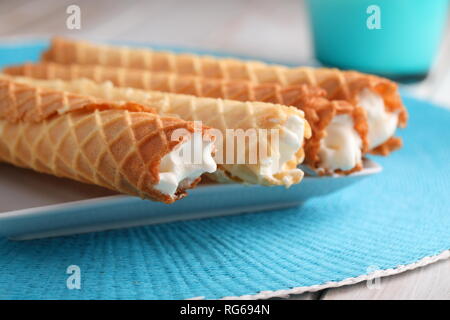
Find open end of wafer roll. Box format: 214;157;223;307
280;85;368;175
154;129;216;197
281;67;407;157
338;71;407;155
217;109;310;186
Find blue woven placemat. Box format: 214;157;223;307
0;40;449;300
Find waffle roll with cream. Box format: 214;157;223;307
2;75;311;186
41;37;406;155
4;63;367;174
0;78;218;203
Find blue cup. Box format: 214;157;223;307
306;0;449;78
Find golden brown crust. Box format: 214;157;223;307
370;136;403;156
0;78;212;203
301;97;368;175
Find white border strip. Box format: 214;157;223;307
216;249;450;300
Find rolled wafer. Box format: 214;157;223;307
41;37;407;155
4;63;366;174
2;74;311;185
0;78;217;203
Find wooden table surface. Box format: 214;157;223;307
1;0;449;300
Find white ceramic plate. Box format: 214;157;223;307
0;160;381;240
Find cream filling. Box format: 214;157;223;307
358;88;399;149
318;114;362;172
154;137;216;196
259;115;305;183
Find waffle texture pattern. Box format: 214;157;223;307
0;78;209;203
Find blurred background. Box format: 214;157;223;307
1;0;449;106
